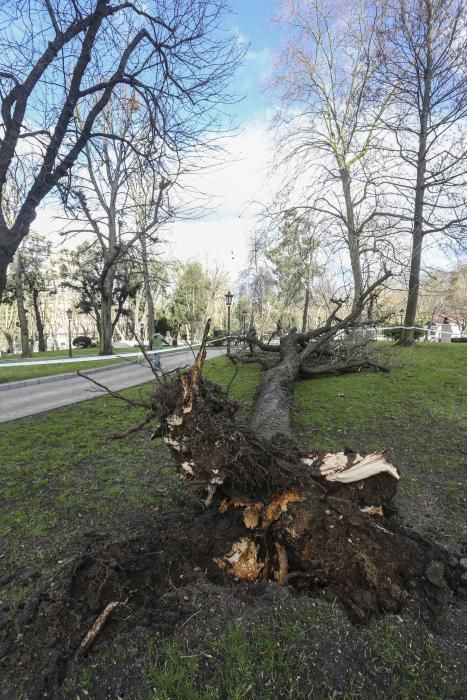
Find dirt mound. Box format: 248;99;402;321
0;499;462;699
0;509;225;698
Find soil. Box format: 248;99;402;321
0;493;465;699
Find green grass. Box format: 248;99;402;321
1;346;136;361
145;607;461;700
0;345;466;698
0;380;173;581
0;345;138;383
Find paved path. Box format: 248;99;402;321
0;348;225;424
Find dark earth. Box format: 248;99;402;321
0;499;466;700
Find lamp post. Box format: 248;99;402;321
225;291;233;354
66;309;73;358
399;309;404;328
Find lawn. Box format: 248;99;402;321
0;344;465;698
0;346;136;384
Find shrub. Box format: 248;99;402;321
382;328;426;341
72;335;92;348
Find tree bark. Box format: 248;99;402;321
31;288;46;352
340;167;363;310
100;270;115;356
250;334;302;441
0;242;17;299
2;330;14;353
399;1;433;346
301;287;310;333
141;235;155;349
15;251;31;358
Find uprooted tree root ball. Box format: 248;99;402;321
145;344;459;627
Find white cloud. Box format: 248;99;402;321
168;118;277;278
31;118;277;279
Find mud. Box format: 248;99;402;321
0;497;463;699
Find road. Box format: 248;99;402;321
0;347;225;424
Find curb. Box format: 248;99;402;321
0;359;139;392
0;347;197;392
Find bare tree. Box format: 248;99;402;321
63;93;173;354
272;0;397;309
379;0;467;344
0;0;242;294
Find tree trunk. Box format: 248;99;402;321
301;287;310;333
15;251;31;358
0;222;21;298
141;234;155;349
340;167;363;310
399;2;432;347
32;288;46;352
400;228;424;345
2;330;14;353
100;271;115;356
250;335;302;441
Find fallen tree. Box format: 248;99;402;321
0;279;461;698
139;276;455;625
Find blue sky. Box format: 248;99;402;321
39;2;286;281
152;1;286;279
228;0;283;123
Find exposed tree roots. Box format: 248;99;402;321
143;335;458;627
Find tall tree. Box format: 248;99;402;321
20;233;53;351
239;232;276;334
379;0;467;344
171;262;212;343
266;211;321;332
272;0;396;308
0;0;242;293
14;249;31;357
61;244;141;347
64;92;172;354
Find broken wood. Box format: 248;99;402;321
76;601;120;656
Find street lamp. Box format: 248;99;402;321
66;309;73;358
399;308;404;327
225;291;233;354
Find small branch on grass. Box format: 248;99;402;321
225;360;239;396
179;608;202;629
107;411;157;440
77;371;149;409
